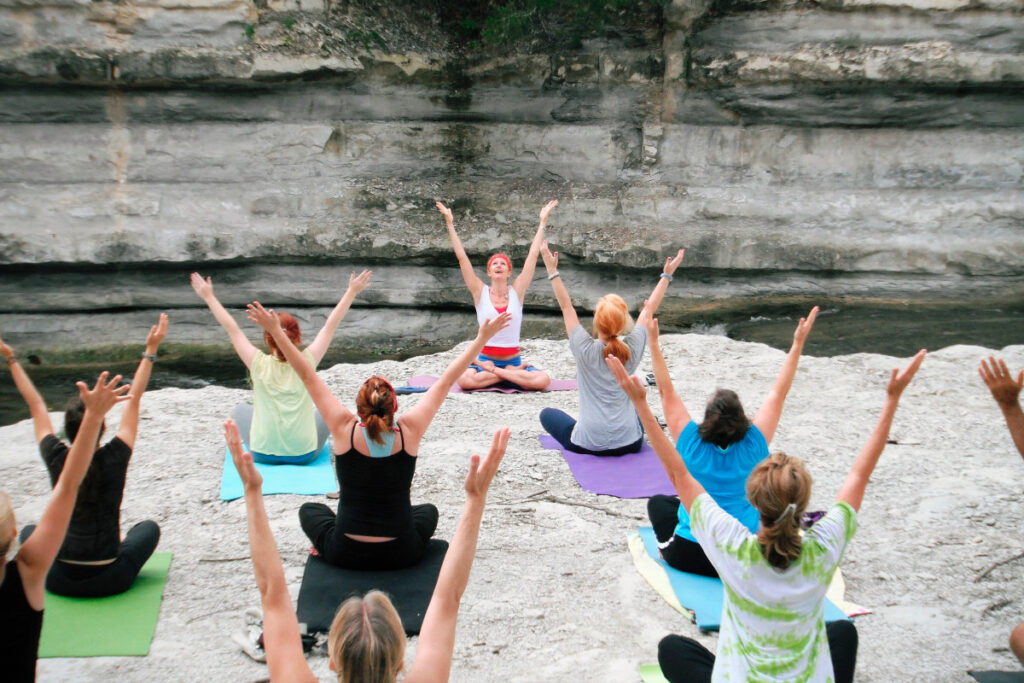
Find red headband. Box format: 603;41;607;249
487;253;512;271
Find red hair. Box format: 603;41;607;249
264;312;301;359
594;294;631;362
357;376;398;445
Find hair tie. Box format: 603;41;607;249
773;503;797;525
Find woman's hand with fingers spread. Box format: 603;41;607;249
979;356;1023;408
465;427;510;501
539;200;559;225
348;270;373;294
605;354;647;403
77;372;131;415
246;301;280;333
436;201;454;227
663;249;685;276
190;272;214;300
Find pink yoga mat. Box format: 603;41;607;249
538;434;676;499
407;376;577;394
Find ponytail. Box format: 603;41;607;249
594;294;632;362
356;376;397;445
746;452;812;570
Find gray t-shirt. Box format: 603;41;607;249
568;324;647;450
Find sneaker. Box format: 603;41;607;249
232;626;266;663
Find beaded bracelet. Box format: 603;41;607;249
142;352;157;362
660;272;673;281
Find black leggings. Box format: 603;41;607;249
647;494;718;578
22;521;161;598
298;502;438;571
658;620;858;683
539;407;644;457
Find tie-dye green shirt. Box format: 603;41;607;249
690;493;858;682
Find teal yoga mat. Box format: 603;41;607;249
219;441;334;501
637;527;848;631
38;552;172;657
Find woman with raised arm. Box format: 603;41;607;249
1;372;129;679
609;349;925;683
537;242;684;456
191;270;371;464
224;419;508;682
436;199;556;391
1;317;167;598
978;356;1024;664
645;307;818;577
249;301;510;570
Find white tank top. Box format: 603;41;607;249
475;285;522;348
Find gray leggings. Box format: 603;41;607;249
231;403;329;461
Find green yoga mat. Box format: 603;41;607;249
640;664;670;682
39;552;172;658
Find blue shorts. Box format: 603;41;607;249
470;353;540;373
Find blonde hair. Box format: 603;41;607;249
0;491;15;560
328;590;406;682
746;452;812;570
593;294;633;362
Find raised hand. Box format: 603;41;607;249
539;200;559;225
793;306;819;347
348;269;373;294
645;314;660;346
663;248;685;276
246;301;280;332
540;241;559;273
887;349;927;400
145;313;169;352
605;354;647;402
979;356;1023;408
76;371;131;415
465;427;510;500
479;311;513;341
0;332;13;361
190;272;214;300
436;201;454;227
225;418;263;492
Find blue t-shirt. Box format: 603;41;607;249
673;420;769;542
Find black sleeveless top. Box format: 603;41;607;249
0;560;43;682
337;422;416;537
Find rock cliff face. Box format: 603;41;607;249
1;0;1022;355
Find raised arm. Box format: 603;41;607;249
405;428;509;683
540;241;579;336
17;372;130;609
636;249;684;328
752;306;819;444
645;316;691;440
306;270;372;364
400;313;512;442
837;350;926;512
437;201;485;303
606;355;705;512
1;334;54;443
190;272;258;369
247;302;354;440
979;356;1024;459
224;419;317;683
116;313;168;449
512;200;558;301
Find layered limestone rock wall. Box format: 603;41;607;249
1;0;1022;354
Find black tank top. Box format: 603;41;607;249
337;422;416;537
0;560;43;682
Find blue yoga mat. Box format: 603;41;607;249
219;441;334;501
637;527;848;631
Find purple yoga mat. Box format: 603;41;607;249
537;434;675;499
407;376;577;394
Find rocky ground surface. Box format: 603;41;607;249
3;333;1023;681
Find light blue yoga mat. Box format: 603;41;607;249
219;441;334;501
638;527;848;631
